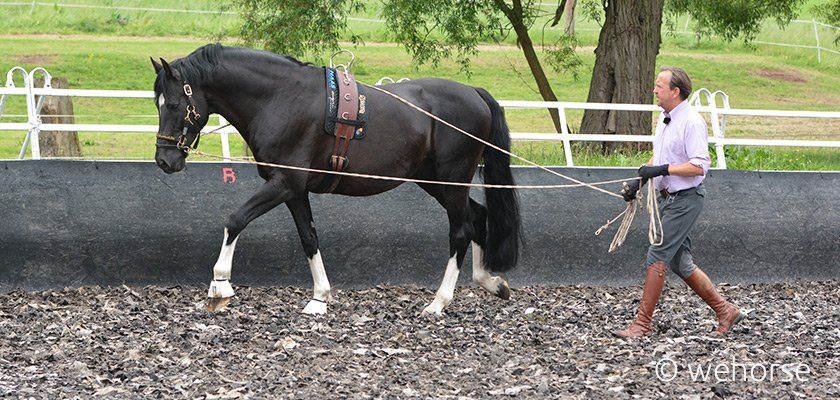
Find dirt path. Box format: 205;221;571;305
1;281;836;398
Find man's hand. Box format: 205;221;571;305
621;178;647;202
638;164;670;179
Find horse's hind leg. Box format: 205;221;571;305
207;178;293;312
286;196;331;315
468;199;511;300
419;185;473;316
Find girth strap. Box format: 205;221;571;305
317;67;368;193
330;69;360;172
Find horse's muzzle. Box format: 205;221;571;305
155;153;185;174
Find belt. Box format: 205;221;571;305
660;184;701;199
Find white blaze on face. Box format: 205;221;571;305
158;94;165;109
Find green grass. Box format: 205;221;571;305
0;1;838;169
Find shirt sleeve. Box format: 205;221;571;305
684;119;711;173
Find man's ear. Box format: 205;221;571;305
150;57;162;74
159;58;182;81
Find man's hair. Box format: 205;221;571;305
661;67;692;100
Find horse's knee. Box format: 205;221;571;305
225;214;246;243
453;221;475;244
300;230;319;259
449;223;474;265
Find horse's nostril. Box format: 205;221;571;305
156;159;168;169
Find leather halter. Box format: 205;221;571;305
155;82;202;153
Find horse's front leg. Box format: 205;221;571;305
207;177;293;312
286;196;332;315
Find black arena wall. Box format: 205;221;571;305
1;160;837;291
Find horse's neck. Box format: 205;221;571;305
204;60;319;144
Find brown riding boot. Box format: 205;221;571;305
683;267;746;336
612;262;667;339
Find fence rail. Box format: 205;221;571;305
1;67;838;167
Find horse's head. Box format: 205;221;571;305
151;57;209;174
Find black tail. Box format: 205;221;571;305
475;87;522;272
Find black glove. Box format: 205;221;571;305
638;164;670;179
621;178;648;202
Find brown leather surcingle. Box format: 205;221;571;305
319;67;369;192
330;70;361;172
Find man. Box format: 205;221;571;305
613;67;745;338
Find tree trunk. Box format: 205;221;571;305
497;0;563;133
579;0;664;153
34;77;82;157
564;0;576;35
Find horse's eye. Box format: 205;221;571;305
165;103;180;110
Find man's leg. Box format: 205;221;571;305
613;191;702;339
612;261;667;338
681;254;746;336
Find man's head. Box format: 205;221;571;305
654;67;692;112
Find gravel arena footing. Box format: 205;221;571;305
1;281;838;399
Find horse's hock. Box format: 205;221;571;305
0;161;837;291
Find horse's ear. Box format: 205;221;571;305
159;58;182;81
150;57;162;74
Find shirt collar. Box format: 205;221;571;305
664;99;690;120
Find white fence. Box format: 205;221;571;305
1;67;839;168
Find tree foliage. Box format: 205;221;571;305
666;0;805;42
812;0;840;44
233;0;582;77
380;0;501;73
235;0;364;61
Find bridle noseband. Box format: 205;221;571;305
156;82;202;153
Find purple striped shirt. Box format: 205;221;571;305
652;100;711;193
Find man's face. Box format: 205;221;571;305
653;71;680;111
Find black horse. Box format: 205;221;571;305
152;44;521;315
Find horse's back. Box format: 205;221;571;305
326;78;493;195
373;78;492;178
375;78;492;141
379;78;489;114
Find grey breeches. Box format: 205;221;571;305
646;185;706;278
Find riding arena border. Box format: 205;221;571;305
1;160;836;292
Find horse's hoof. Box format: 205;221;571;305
420;309;442;318
421;302;445;317
206;297;232;312
207;279;235;298
301;299;327;315
495;280;511;300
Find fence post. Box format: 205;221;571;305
5;67;32;160
557;106;574;167
707;94;727;169
14;68;42;160
218;115;231;161
813;19;822;63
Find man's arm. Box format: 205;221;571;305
666;162;704;177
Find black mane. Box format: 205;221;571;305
171;44;313;85
172;43;223;83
